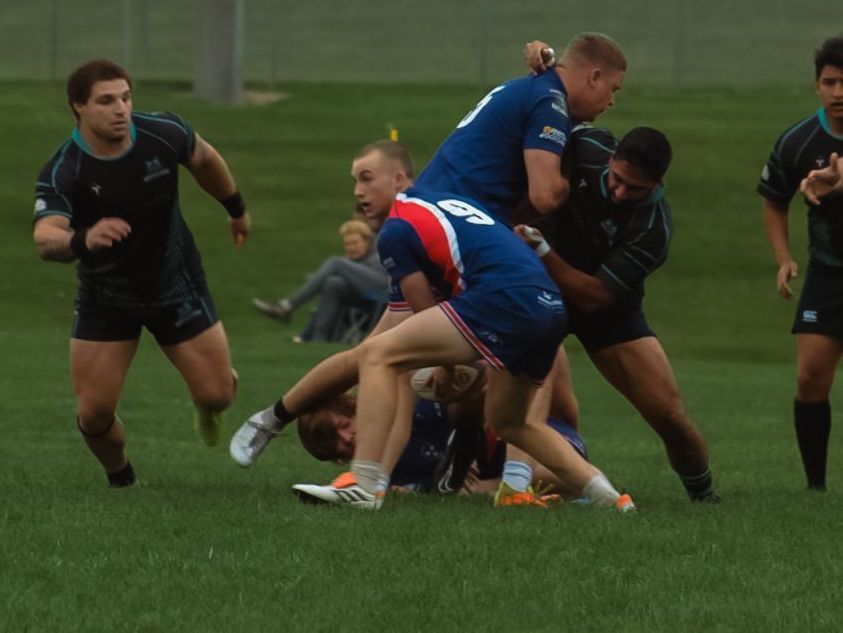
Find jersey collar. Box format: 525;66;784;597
71;121;137;160
818;107;843;140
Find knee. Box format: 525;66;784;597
797;367;833;401
358;337;394;371
323;275;348;296
192;375;236;413
77;401;118;434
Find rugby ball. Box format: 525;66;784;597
411;364;482;402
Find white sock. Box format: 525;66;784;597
582;473;620;507
376;473;391;494
351;460;383;495
501;460;533;492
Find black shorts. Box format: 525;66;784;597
72;289;220;346
566;303;655;354
792;265;843;338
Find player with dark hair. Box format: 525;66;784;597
759;35;843;491
33;59;250;487
516;125;719;502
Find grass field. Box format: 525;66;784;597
2;79;843;632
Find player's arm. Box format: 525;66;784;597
399;271;439;312
762;197;798;299
801;152;843;204
515;225;615;312
185;132;251;247
34;215;131;263
524;149;570;216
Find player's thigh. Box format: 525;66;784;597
161;322;234;405
795;333;843;398
71;338;139;417
361;306;478;372
589;336;684;419
483;369;534;432
548;344;579;425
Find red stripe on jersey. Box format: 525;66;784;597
388;301;412;312
390;197;463;297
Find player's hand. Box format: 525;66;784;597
514;224;551;256
230;211;251;248
425;365;459;401
801;152;843;205
86;217;131;251
524;40;555;74
776;259;798;299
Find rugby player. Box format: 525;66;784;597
33;60;250;487
759;36;843;491
516;125;719;502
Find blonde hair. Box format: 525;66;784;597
354;140;414;178
561;32;627;72
339;219;373;242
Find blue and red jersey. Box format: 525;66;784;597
377;188;557;309
415;69;572;223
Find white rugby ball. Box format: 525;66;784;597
411;364;482;402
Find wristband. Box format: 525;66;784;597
69;227;90;258
220;191;246;219
535;239;551;257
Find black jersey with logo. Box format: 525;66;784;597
540;126;673;307
758;108;843;267
34;111;205;307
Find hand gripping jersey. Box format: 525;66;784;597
33;112;205;307
415;69;572;224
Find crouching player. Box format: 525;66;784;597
291;147;634;512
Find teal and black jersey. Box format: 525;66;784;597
541;126;672;307
758;108;843;267
33;111;204;307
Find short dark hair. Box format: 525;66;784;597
66;59;132;120
355;140;414;178
614;127;672;182
296;393;357;462
815;36;843;79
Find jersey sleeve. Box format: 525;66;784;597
522;82;571;157
570;126;617;168
757;132;798;204
377;218;425;309
596;200;671;300
136;111;196;165
33;145;75;223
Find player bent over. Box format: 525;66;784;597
291;168;634;511
32;60;250;487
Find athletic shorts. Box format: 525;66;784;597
792;264;843;338
566;303;655;354
440;285;567;384
72;287;219;346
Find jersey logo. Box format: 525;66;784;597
601;219;618;241
816;157;826;167
34;198;47;214
802;310;818;323
537;291;563;309
90;182;102;196
761;165;770;181
143;157;171;183
578;178;588;189
539;126;567;147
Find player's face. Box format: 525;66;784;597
574;68;624;122
342;233;369;260
333;414;356;461
352;151;402;220
607;157;660;204
75;79;132;143
817;65;843;124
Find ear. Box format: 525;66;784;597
588;67;603;87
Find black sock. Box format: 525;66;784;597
107;461;136;488
794;399;831;490
273;399;296;426
680;468;718;501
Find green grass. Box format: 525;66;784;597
2;80;842;631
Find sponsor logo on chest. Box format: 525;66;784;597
144;157;171;183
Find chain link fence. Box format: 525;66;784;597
1;0;841;86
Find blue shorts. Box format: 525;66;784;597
440;285;567;384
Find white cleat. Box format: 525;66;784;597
292;472;383;510
229;407;284;467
